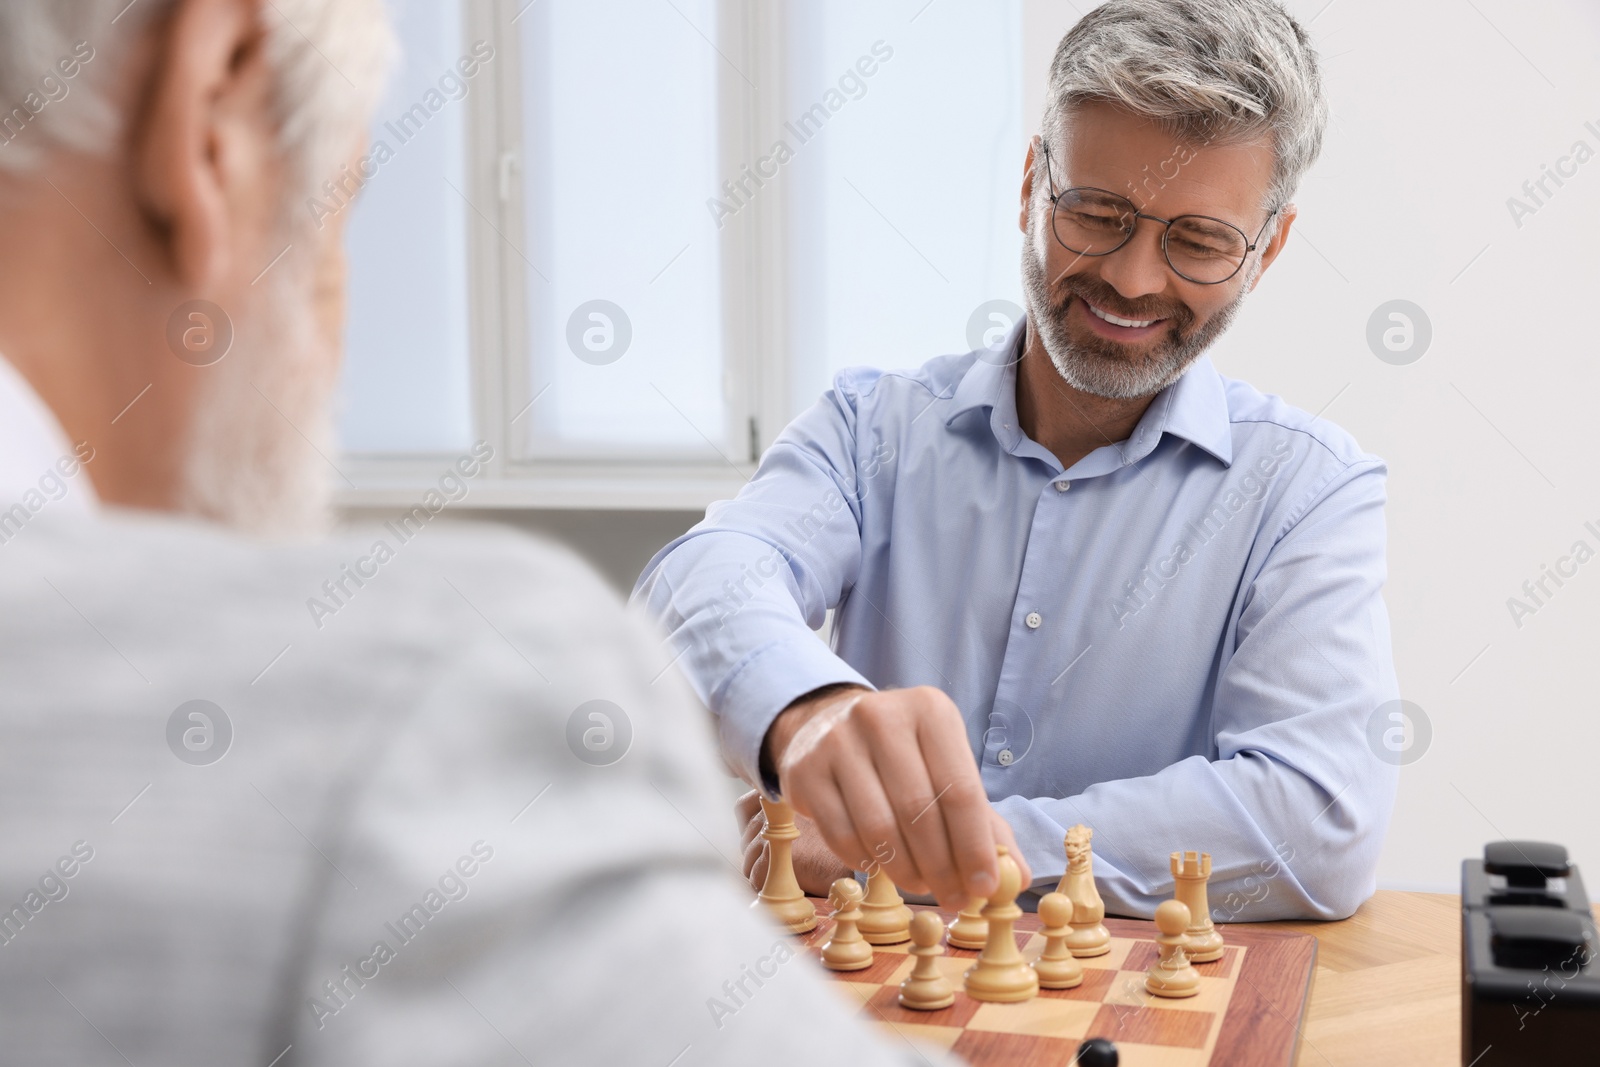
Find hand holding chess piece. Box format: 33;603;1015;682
964;846;1038;1003
898;912;956;1010
1171;850;1224;962
756;796;818;934
1058;824;1110;957
821;878;874;971
1144;899;1201;998
1030;891;1084;989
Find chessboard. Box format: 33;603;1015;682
794;898;1317;1067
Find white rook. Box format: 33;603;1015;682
1171;850;1224;962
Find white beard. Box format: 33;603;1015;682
1019;199;1260;401
175;251;339;540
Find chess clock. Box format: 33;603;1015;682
1461;840;1600;1064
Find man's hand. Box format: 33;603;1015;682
736;789;852;896
761;685;1030;909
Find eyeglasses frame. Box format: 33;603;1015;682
1038;139;1280;286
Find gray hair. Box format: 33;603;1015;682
1043;0;1327;213
0;0;394;199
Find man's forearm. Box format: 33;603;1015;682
994;748;1395;922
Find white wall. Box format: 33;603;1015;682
1023;0;1600;894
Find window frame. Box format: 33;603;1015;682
337;0;786;511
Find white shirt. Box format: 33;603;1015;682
0;513;940;1066
0;353;97;513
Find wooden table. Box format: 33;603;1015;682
1263;890;1600;1065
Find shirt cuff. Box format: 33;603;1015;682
713;632;873;789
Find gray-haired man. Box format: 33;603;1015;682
641;0;1400;922
0;1;933;1063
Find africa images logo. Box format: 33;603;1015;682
565;700;632;767
1365;700;1431;766
166;700;232;766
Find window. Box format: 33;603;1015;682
782;1;1024;405
515;0;727;458
338;0;473;455
337;0;1026;508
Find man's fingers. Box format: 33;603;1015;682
867;723;966;905
780;721;894;887
749;848;769;890
788;773;874;884
989;808;1031;888
833;755;936;896
734;789;762;832
917;700;1001;900
802;751;932;895
930;774;999;899
776;686;1017;906
737;793;764;856
742;829;762;881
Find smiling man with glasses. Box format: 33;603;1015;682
638;0;1398;923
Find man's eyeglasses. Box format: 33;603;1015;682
1039;140;1277;285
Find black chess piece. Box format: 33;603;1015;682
1075;1036;1118;1066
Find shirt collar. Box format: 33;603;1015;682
1134;353;1234;467
945;315;1234;469
945;318;1023;428
0;353;98;512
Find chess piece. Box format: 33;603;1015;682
897;912;956;1010
1171;850;1224;962
821;878;874;971
1075;1037;1119;1065
964;846;1039;1002
757;796;817;934
1144;899;1201;998
858;867;912;945
1030;891;1084;989
1057;824;1110;957
946;895;988;950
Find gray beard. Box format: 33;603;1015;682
176;246;338;540
1019;211;1258;401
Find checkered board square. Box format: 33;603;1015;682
797;903;1317;1066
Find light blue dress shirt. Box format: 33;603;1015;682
634;320;1399;921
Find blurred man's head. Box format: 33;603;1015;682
0;0;392;536
1018;0;1325;400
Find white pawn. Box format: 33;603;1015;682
821;879;873;972
859;867;912;945
1145;899;1201;998
898;912;956;1010
1031;892;1084;989
946;895;988;950
964;846;1038;1003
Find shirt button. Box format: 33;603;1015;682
1025;611;1042;630
1054;480;1071;492
998;749;1015;766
